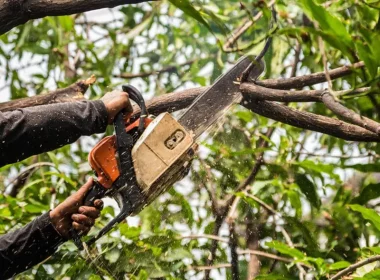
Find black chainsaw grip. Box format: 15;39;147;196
70;181;106;250
83;181;107;206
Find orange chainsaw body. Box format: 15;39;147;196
88;118;153;189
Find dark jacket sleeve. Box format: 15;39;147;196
0;100;108;167
0;212;66;279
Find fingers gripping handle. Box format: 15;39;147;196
69;181;106;250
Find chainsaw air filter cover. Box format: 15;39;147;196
132;112;195;202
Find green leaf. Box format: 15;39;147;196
354;270;380;280
160;247;192;262
119;223;141;240
169;0;213;34
350;204;380;231
266;241;305;260
24;203;49;214
354;263;379;278
287;190;302;218
295;174;321;209
328;261;351;271
58;16;74;32
345;164;380;173
367;247;380;254
297;160;337;178
105;248;121;264
299;0;352;48
356;41;376;78
352;183;380;205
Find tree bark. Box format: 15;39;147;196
242;97;380;142
0;76;94;112
0;0;152;35
255;62;365;90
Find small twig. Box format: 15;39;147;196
297;151;377;159
330;255;380;280
223;0;275;51
238;249;293;263
245;193;277;216
189;264;232;271
318;35;333;93
290;42;301;79
180;234;229;243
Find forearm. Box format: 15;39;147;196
0;100;108;166
0;213;66;279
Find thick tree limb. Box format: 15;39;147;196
0;0;151;35
321;92;380;135
256;61;365;89
242;97;380;142
130;86;209;121
1;62;377;143
240;83;371;102
0;76;95;112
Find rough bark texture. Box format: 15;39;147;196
0;76;95;112
0;0;152;35
242;97;380;142
255;62;365;89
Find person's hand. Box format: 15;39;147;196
101;90;133;124
49;178;103;239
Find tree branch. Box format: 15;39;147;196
330;255;380;280
242;98;380;142
255;61;365;89
321;92;380;135
0;76;95;112
0;0;151;35
229;223;239;280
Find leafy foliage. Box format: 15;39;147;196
1;0;380;279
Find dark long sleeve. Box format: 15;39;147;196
0;100;108;167
0;212;66;279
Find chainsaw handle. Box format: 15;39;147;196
70;181;107;250
122;85;147;134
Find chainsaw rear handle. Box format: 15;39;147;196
70;85;147;250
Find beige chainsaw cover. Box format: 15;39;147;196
132;112;196;203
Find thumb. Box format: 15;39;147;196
75;177;94;199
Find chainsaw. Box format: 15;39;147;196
71;56;265;250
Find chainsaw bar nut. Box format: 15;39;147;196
165;129;185;150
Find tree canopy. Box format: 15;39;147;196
1;0;380;279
